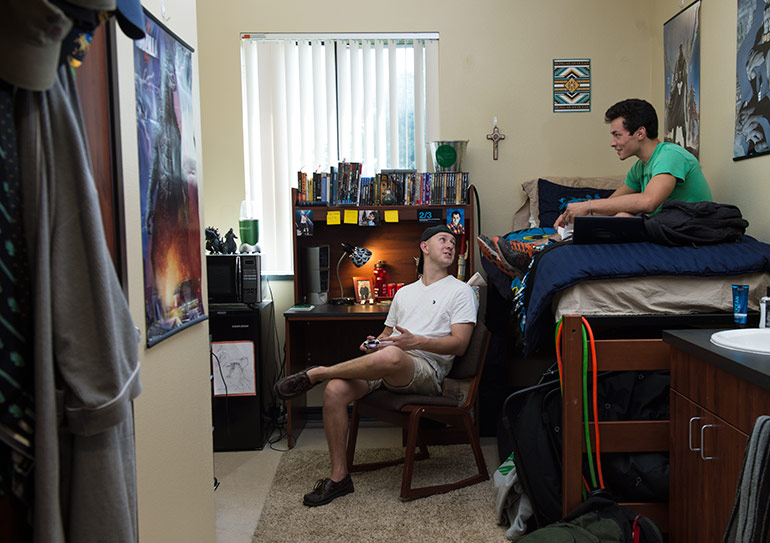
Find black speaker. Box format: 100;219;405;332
209;301;277;451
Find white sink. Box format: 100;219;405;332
710;328;770;355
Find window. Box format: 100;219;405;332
240;33;439;274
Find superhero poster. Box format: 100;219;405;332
134;10;206;346
663;0;700;158
735;0;770;160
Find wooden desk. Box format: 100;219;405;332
284;303;391;446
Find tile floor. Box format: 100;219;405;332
213;423;500;543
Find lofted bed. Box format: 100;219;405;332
485;175;770;533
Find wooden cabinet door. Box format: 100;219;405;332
700;406;747;539
670;390;706;542
670;390;748;542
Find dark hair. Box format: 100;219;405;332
604;99;658;139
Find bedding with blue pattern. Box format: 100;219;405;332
481;235;770;355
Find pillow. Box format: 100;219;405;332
537;178;617;227
517;175;624;228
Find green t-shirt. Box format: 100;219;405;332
625;142;712;214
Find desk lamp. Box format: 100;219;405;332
331;242;372;305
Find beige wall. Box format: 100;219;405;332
197;0;770;414
198;0;770;245
114;0;215;541
196;0;658;350
197;0;657;237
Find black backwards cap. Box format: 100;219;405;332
420;224;452;243
417;224;454;274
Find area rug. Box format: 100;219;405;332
253;445;503;543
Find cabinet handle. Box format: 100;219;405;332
689;416;703;451
700;424;716;461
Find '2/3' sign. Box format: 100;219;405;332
417;208;443;224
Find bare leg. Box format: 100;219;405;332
308;345;415;388
316;347;416;481
323;378;370;481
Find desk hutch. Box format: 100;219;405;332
284;184;476;446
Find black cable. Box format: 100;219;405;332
210;347;231;442
264;276;294;448
471;184;482;240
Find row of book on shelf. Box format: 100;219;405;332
296;162;470;206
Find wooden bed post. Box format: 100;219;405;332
558;314;671;531
561;314;585;515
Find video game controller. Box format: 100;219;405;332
365;338;393;348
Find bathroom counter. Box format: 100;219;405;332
663;328;770;392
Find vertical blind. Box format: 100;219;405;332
240;34;439;274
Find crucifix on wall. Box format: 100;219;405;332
486;117;505;160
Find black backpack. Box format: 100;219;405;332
515;493;663;543
501;370;670;528
643;200;748;246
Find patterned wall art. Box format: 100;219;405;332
664;0;701;159
134;10;207;346
735;0;770;160
553;59;591;113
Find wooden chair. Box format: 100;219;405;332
346;321;491;501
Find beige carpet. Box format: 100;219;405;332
253;445;504;542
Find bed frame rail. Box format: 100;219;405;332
560;314;670;532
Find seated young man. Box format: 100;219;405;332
554;98;712;228
274;224;478;507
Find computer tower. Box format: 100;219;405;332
304;245;330;304
209;301;277;451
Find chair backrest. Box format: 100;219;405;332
447;321;489;380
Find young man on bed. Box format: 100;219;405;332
273;224;478;507
554;98;712;229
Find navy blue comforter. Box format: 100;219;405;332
521;236;770;354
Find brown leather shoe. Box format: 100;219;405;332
274;366;318;400
303;474;354;507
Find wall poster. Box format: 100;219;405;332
664;0;701;159
735;0;770;160
211;341;256;396
134;10;206;347
553;59;591;113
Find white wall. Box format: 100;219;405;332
114;0;216;540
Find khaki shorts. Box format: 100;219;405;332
367;351;442;395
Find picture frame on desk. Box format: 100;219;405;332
353;276;374;303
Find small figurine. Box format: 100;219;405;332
222;228;238;254
205;226;224;254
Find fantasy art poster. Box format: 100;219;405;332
134;11;206;347
735;0;770;160
664;0;701;159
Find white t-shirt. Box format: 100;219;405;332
384;274;478;381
